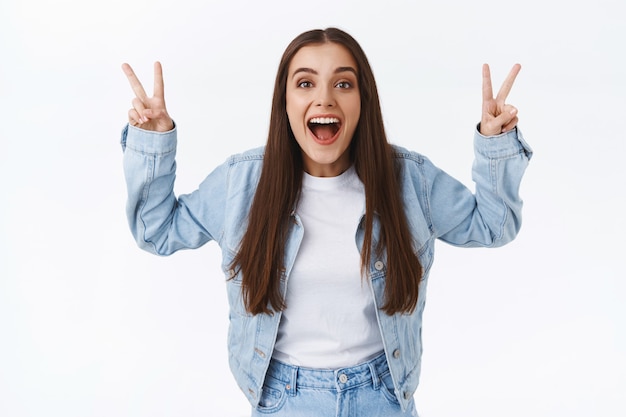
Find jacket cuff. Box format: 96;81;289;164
474;123;532;160
120;122;177;155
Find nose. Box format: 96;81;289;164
314;85;335;107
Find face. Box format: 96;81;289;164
286;42;361;177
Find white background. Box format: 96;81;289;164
1;0;624;416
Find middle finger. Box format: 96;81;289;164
482;63;494;102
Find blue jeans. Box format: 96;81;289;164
251;353;418;417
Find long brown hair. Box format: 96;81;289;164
231;28;422;316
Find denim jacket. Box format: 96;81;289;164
121;124;531;411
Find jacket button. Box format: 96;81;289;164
393;349;401;359
374;261;384;271
404;391;412;400
228;269;236;279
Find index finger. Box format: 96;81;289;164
153;61;165;100
121;63;149;102
495;63;521;102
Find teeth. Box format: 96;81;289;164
309;117;340;124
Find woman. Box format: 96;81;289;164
121;28;531;416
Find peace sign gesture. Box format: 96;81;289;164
480;63;521;136
122;61;174;132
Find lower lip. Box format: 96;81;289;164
308;127;341;146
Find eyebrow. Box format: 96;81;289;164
291;66;358;79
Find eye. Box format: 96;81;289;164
297;80;313;88
335;81;353;89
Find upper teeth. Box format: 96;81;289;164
310;117;339;124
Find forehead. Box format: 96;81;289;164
288;42;358;74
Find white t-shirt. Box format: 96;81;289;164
272;166;384;368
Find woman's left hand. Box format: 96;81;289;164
480;63;521;136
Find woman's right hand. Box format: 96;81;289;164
122;61;174;132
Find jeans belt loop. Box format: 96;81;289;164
368;362;381;390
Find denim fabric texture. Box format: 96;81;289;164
121;123;532;412
251;353;418;417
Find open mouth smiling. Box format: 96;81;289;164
307;117;341;142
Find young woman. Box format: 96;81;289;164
121;28;531;417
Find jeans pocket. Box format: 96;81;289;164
379;370;400;405
256;376;288;414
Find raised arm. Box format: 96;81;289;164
122;61;174;132
426;64;532;247
120;62;218;256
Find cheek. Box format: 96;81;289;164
346;106;361;134
285;110;307;146
344;96;361;123
286;98;305;129
286;111;304;138
353;98;362;119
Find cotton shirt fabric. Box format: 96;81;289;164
272;166;384;369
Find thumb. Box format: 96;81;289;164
144;108;174;131
143;108;171;119
493;106;517;129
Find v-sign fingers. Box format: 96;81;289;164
482;63;494;102
495;63;521;102
122;63;149;102
153;61;165;100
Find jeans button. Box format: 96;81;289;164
339;374;348;383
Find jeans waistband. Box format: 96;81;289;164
265;352;389;393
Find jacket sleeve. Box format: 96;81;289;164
428;126;532;248
120;124;227;256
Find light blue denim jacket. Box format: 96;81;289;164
121;124;532;411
